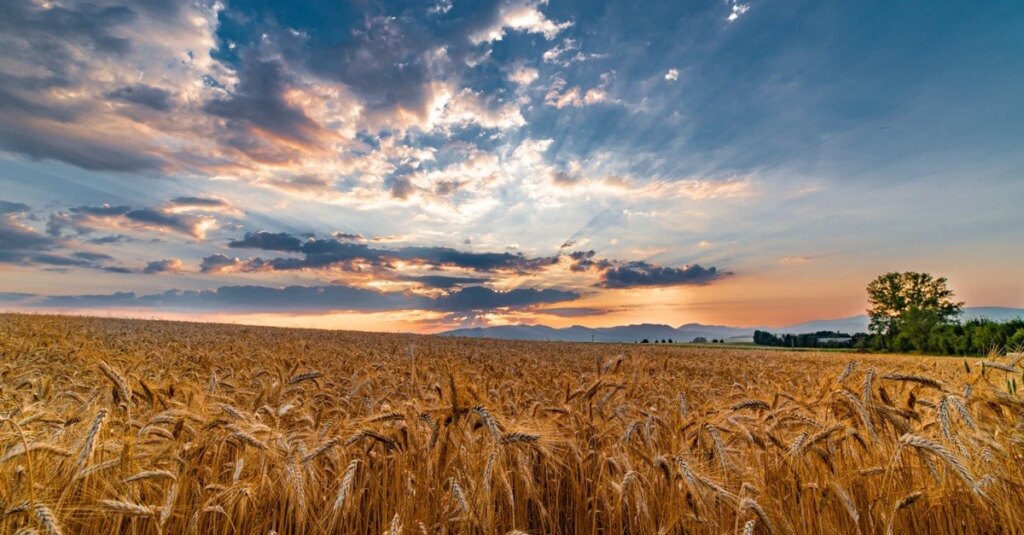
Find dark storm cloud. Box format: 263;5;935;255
599;262;729;288
107;84;173;111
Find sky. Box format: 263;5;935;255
1;0;1022;333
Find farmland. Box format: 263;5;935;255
1;313;1022;534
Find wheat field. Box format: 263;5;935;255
0;314;1022;534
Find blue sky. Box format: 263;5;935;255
1;0;1021;331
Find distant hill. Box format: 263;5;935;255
438;307;1024;343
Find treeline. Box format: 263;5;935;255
755;319;1024;355
753;330;870;349
880;317;1024;355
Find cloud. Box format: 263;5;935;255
469;0;572;44
665;69;679;81
435;286;579;311
540;307;611;317
203;57;328;154
394;275;490;289
0;0;224;172
567;250;612;272
599;262;729;288
542;39;579;63
72;251;114;262
563;249;732;289
0;203;141;271
163;197;242;216
199;254;243;274
508;66;539;86
35;282;578;314
440;88;527;130
727;2;751;23
395;246;557;272
40;285;421;312
143;258;184;274
0;292;34;303
0;200;58;263
87;234;134;245
0;201;31;215
429;0;453;15
29;253;94;268
228;231;304;252
49;202;225;240
107;85;174;112
543;75;611;109
226;232;559;274
584;88;607;105
41;291;140;308
0;0;557;217
121;208;217;239
541;38;604;67
261;174;334;194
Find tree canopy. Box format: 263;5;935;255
866;272;963;348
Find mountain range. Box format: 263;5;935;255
439;307;1024;343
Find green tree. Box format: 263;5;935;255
968;320;1004;355
866;272;963;347
928;323;964;355
900;307;942;352
1007;328;1024;351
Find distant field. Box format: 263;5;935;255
1;314;1021;534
